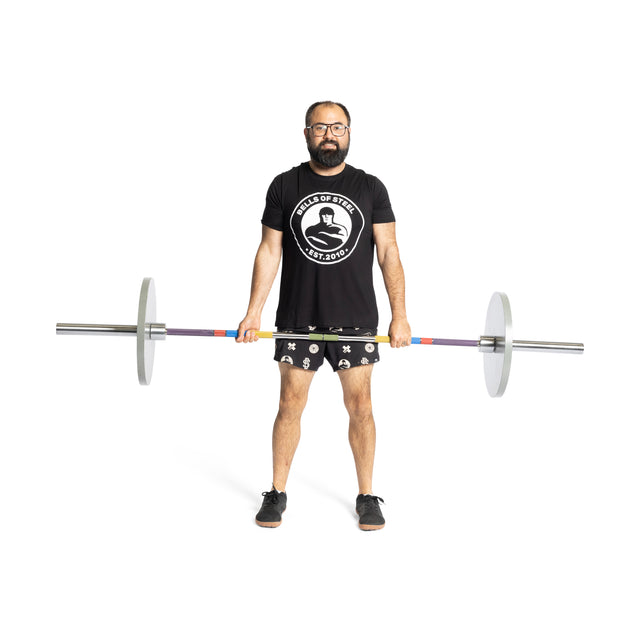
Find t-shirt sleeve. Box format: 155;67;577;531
371;177;396;224
261;175;285;231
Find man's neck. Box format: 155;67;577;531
308;159;346;177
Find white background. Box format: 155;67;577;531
2;1;638;638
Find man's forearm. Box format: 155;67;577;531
237;228;282;343
246;241;281;316
379;246;408;320
243;226;283;316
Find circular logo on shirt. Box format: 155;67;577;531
290;192;365;265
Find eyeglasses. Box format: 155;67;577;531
306;122;350;137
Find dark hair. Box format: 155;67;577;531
305;101;351;127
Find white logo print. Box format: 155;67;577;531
309;344;319;354
290;192;365;265
365;343;375;353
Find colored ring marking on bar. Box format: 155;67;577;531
165;330;484;346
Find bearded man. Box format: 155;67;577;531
237;101;411;530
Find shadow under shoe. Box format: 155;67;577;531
255;488;287;528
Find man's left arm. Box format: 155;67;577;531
373;222;412;348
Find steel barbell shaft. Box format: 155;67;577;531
55;279;584;392
56;323;584;354
56;323;480;345
167;328;480;346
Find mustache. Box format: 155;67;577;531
318;141;341;152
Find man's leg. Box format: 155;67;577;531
337;364;375;495
256;363;314;528
338;364;386;530
272;362;315;492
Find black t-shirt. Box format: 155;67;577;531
261;162;396;328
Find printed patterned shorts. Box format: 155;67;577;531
274;327;380;372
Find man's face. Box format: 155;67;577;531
305;104;350;168
321;212;334;224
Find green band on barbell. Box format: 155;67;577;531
308;333;339;341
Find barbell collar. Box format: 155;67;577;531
148;324;167;341
478;336;496;353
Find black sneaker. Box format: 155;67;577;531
356;494;385;530
255;488;287;528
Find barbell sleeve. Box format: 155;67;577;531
512;340;584;354
56;323;138;336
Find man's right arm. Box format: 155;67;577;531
236;225;283;343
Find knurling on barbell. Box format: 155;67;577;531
56;277;584;397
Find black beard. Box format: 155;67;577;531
307;138;349;168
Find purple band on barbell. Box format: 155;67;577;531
432;339;479;347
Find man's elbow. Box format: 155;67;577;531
377;242;400;268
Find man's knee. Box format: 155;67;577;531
344;390;373;421
278;389;308;419
278;365;314;417
339;365;373;420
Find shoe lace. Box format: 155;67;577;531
362;495;385;511
261;489;280;504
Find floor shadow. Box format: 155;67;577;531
296;473;355;517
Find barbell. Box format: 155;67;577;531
56;277;584;396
